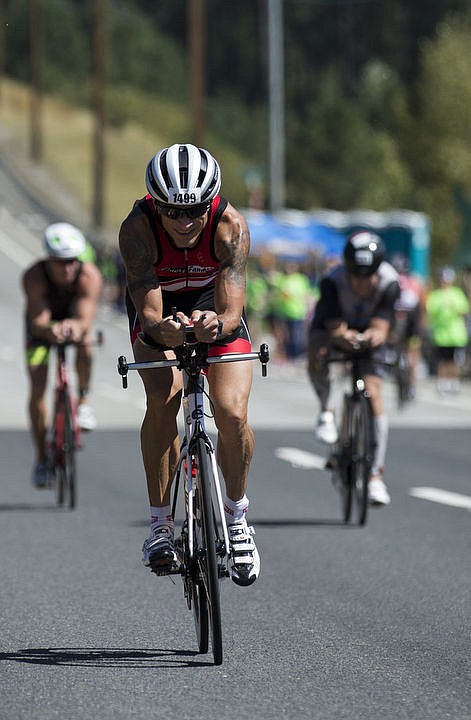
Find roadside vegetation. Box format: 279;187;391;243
2;2;471;266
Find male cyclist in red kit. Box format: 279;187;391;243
119;143;259;586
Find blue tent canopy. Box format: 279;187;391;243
245;209;345;260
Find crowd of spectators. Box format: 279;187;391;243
245;249;471;393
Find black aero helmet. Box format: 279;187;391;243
145;143;221;206
344;231;385;276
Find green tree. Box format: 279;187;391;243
406;15;471;266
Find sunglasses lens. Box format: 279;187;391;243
158;203;209;219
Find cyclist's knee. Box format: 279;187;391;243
365;375;383;414
213;400;249;434
28;365;48;394
145;385;182;413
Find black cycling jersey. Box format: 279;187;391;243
311;262;400;332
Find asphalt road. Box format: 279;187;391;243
0;160;470;720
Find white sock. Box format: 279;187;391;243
224;494;249;525
373;414;388;475
150;505;173;532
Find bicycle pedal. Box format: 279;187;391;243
150;561;181;576
325;455;338;470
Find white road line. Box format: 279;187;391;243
0;228;35;268
409;486;471;511
275;446;327;470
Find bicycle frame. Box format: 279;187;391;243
178;366;228;561
46;343;81;509
52;344;81;452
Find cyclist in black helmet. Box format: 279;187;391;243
307;231;400;506
119;143;259;586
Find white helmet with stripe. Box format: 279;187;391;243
145;143;221;206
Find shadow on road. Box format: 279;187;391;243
251;518;358;528
128;517;353;529
0;646;213;669
0;503;62;513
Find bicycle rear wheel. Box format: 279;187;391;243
350;395;374;526
194;437;223;665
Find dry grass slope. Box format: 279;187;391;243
0;77;247;238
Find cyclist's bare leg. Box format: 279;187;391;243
207;359;254;502
364;374;383;416
133;336;182;507
365;374;388;475
307;331;331;410
27;364;48;464
75;340;93;401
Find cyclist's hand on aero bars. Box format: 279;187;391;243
191;310;220;343
361;327;384;348
158;313;187;347
50;319;83;344
343;329;363;349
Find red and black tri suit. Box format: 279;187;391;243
125;194;251;353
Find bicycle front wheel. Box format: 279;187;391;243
51;408;65;507
62;394;77;509
183;457;209;655
350;395;374;526
337;395;353;524
194;437;223;665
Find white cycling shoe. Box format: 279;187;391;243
368;476;391;506
142;525;178;569
228;519;260;587
77;403;97;431
315;411;338;444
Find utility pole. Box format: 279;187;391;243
268;0;285;212
0;1;5;105
92;0;107;228
188;0;206;146
29;0;44;162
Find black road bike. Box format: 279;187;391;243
327;347;377;526
118;326;269;665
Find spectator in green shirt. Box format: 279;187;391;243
270;260;314;361
426;266;469;394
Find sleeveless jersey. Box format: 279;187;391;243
139;194;227;293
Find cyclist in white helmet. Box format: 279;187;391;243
119;143;260;587
22;222;103;488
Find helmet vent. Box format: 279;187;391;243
158;149;171;193
179;145;189;188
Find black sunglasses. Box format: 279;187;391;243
157;202;210;220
